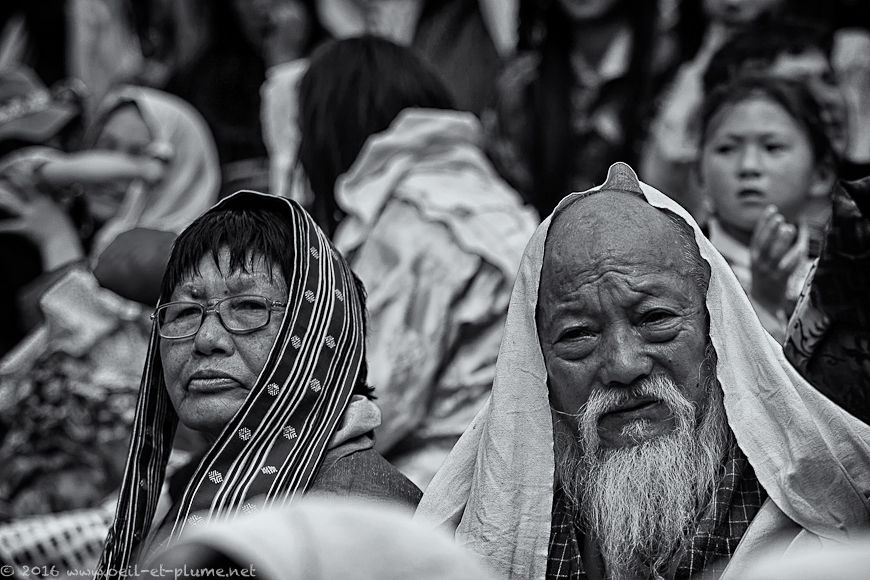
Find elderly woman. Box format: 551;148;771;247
96;191;421;576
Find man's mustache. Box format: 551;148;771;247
579;375;697;428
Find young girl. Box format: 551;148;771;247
698;75;837;339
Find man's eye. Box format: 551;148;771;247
639;310;674;326
558;327;594;341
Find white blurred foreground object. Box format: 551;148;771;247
742;533;870;580
151;497;502;580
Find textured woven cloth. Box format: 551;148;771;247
416;162;870;580
784;177;870;424
97;191;369;578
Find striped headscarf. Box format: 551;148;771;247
96;191;366;578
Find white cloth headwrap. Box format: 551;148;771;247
415;162;870;580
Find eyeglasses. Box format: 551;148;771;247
152;295;286;340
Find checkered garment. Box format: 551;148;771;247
546;442;767;579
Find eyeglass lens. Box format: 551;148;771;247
158;296;272;338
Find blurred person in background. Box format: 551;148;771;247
0;82;219;556
641;0;786;216
97;191;421;578
697;75;837;340
297;36;538;489
0;66;83;356
0;83;219;327
231;0;515;201
485;0;670;217
645;16;853;223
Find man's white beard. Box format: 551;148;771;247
554;356;729;580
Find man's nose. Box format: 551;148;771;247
599;326;653;387
193;311;234;356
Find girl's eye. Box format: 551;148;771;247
765;143;786;153
714;143;736;155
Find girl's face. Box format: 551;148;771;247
700;96;829;237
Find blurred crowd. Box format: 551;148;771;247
1;0;869;579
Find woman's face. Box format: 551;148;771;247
703;0;782;26
700;96;827;236
89;105;152;222
159;248;287;439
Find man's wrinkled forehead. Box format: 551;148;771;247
544;191;680;262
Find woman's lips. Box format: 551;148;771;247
187;376;240;393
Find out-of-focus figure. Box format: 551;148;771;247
297;36;538;488
485;0;670;217
231;0;515;201
697;75;837;339
640;0;786;217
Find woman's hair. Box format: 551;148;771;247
297;35;455;236
161;203;373;397
699;74;837;170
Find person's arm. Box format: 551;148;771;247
36;148;167;189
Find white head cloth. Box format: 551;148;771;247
415;162;870;580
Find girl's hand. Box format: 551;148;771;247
0;184;84;270
750;205;806;312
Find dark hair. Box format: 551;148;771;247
703;17;834;94
297;35;455;236
699;75;837;171
515;0;660;216
161;204;374;397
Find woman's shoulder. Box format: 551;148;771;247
310;447;423;510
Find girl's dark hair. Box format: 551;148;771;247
297;35;455;236
699;74;837;170
161;203;373;398
516;0;660;215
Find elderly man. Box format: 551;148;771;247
416;163;870;580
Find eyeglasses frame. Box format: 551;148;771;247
151;294;287;340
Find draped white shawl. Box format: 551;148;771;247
415;162;870;579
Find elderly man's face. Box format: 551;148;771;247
538;193;709;450
159;247;286;439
